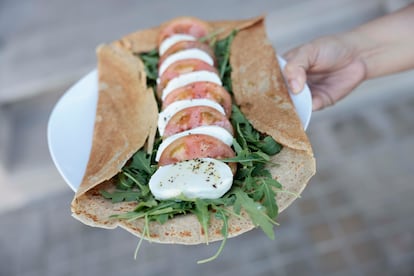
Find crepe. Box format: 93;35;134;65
71;17;316;244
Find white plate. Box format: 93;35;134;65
278;56;312;130
48;57;311;192
47;70;98;192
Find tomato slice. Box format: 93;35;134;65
159;40;215;67
163;106;233;137
158;134;235;167
157;60;218;98
162;82;232;117
158;17;211;46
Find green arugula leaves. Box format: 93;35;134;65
138;49;159;90
214;30;236;92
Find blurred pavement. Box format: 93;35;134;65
1;0;414;275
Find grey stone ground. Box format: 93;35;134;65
1;0;414;275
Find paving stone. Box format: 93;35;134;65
0;106;12;165
326;189;351;208
3;213;47;275
274;225;308;254
284;258;316;276
303;166;340;197
251;266;285;276
6;90;64;172
384;102;414;139
383;230;414;262
363;265;393;276
276;211;291;225
318;248;349;274
331;114;383;154
406;95;414;110
297;197;320;216
0;240;14;276
307;222;334;243
351;240;383;264
338;213;366;236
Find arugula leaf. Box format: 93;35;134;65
117;173;135;190
233;189;275;239
257;136;282;155
138;49;159;90
134;197;158;212
198;28;225;46
193;199;211;243
221;152;270;164
100;190;142;203
130;150;156;175
122;171;150;196
214;30;237;92
231;105;282;156
116;149;157;195
197;207;229;264
258;178;279;219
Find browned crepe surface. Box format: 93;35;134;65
230;21;312;155
76;45;158;196
71;17;315;244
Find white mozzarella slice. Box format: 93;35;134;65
161;71;222;101
158;48;214;76
159;34;196;56
158;99;225;136
149;158;233;200
155;125;233;162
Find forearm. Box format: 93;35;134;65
343;4;414;80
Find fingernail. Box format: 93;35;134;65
289;79;301;94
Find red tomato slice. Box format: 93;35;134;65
162;82;232;117
157;60;218;99
159;40;215;67
163;106;233;137
158;134;235;167
158;17;211;46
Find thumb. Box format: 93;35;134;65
283;44;316;94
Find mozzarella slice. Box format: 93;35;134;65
159;34;196;56
149;158;233;200
155;125;233;161
158;99;225;136
158;48;214;76
161;71;222;101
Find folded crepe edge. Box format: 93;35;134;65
75;44;158;197
229;18;313;156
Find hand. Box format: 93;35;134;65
283;35;367;111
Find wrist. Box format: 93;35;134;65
342;4;414;80
336;30;372;81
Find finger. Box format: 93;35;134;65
283;62;306;94
312;94;324;111
311;91;335;111
283;44;318;94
